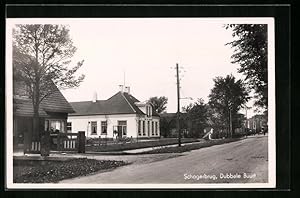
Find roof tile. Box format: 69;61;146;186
13;81;74;117
70;92;146;116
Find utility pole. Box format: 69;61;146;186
176;63;181;147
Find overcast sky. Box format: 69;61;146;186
63;18;250;114
8;18;273;117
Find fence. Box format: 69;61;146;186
24;134;41;154
24;131;85;155
52;131;85;153
54;133;78;151
23;140;41;154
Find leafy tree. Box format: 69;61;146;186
206;105;226;137
208;74;249;137
233;113;246;129
184;98;208;138
13;24;85;137
149;96;168;114
225;24;267;109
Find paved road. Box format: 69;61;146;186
61;135;268;184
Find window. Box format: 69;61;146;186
45;120;49;131
146;105;152;117
149;106;152;116
49;120;65;133
138;120;141;136
91;121;97;135
142;121;145;135
152;121;154;135
101;121;107;134
147;121;150;136
155;122;158;135
67;122;72;133
118;120;127;136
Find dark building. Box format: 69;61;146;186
159;113;189;138
13;81;74;152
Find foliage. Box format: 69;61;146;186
13;24;85;136
148;96;168;114
208;74;249;136
13;158;127;183
225;24;268;109
232;113;247;130
183;98;209;138
206;105;225;132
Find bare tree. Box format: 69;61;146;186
13;24;85;137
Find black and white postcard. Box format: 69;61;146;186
6;16;276;189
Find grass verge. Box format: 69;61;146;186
140;138;244;154
13;158;127;183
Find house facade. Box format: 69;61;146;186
246;114;267;133
13;81;74;149
67;90;160;139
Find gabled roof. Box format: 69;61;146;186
14;81;74;117
41;85;75;113
69;92;144;116
124;93;159;117
69;91;159;116
14;99;49;117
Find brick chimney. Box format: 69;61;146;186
125;86;130;94
119;85;124;92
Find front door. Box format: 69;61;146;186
117;121;127;138
117;126;122;138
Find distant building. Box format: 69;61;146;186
246;114;267;133
67;89;160;139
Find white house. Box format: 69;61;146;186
67;89;160;139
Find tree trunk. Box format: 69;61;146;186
33;67;41;142
33;50;41;142
32;104;40;141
